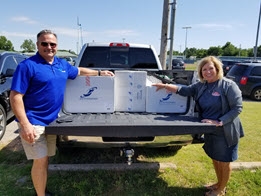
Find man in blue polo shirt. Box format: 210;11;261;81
10;29;114;196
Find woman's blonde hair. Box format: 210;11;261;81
197;56;224;82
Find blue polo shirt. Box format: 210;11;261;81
11;52;78;126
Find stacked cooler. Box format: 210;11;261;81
63;70;188;114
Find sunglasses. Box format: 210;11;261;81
40;42;57;47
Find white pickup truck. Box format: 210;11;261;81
45;42;222;162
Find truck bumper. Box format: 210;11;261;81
56;135;194;148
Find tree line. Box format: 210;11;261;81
0;35;77;55
170;41;261;59
1;35;260;58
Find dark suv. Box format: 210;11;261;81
221;59;242;76
172;58;185;70
0;51;27;140
226;63;261;101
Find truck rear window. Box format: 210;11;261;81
78;46;158;69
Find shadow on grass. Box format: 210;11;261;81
0;136;27;164
50;146;182;164
46;168;208;196
1;139;208;196
0;135;181;164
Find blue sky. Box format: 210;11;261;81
1;0;261;54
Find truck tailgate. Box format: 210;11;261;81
45;113;222;137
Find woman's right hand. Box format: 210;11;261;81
152;83;179;93
152;83;167;91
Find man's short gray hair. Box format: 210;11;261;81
37;29;57;40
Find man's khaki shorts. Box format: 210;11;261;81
18;124;56;160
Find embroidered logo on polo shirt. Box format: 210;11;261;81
58;68;66;73
212;91;220;96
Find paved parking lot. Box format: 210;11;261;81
0;121;19;146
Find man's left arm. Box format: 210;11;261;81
78;67;114;76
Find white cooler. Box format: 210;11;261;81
146;84;188;113
63;76;115;113
114;70;147;112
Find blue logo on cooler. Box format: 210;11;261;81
80;87;98;98
160;93;172;102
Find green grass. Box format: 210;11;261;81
0;101;261;196
185;63;197;71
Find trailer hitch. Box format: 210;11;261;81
120;148;135;165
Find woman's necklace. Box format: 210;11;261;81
207;81;218;93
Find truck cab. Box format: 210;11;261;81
76;42;162;71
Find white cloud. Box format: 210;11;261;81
103;29;139;37
194;23;233;30
0;31;35;38
11;16;38;24
52;27;78;37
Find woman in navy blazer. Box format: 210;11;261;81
153;56;244;196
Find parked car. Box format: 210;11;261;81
0;51;27;140
172;58;185;70
60;56;75;65
226;62;261;101
242;59;261;63
221;59;242;76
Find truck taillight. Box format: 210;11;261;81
240;76;248;85
109;43;129;47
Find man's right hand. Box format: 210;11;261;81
20;123;37;144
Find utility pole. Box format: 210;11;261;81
168;0;177;70
159;0;170;70
182;26;191;59
254;0;261;61
77;17;83;54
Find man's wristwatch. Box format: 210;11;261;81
98;70;101;76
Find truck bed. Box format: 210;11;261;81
45;112;222;137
